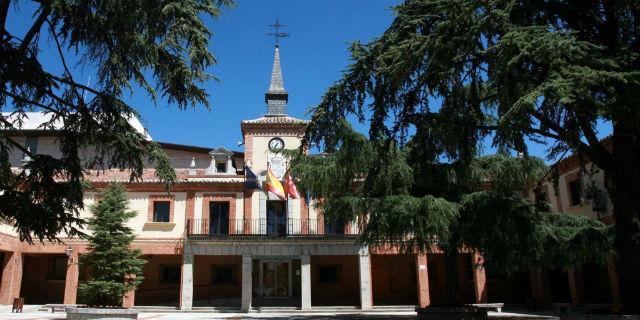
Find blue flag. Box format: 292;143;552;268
244;165;262;190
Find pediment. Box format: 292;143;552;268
209;146;233;156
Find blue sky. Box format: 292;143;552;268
6;0;402;151
6;1;611;159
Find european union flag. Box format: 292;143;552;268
244;165;262;190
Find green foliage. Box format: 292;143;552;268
0;0;231;242
78;183;145;307
291;128;613;305
296;0;634;308
459;191;545;274
540;213;614;268
360;195;459;252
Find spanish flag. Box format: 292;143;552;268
264;167;286;199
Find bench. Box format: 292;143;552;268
470;303;505;313
42;304;84;313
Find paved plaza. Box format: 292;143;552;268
0;307;421;320
0;305;571;320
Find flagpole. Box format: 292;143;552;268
285;161;290;234
243;163;246;235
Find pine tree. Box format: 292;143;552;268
300;0;639;311
78;183;145;307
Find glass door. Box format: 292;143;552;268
262;261;290;297
267;200;287;236
209;201;229;235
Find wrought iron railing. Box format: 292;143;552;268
186;218;359;238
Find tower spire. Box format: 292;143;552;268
265;18;289;117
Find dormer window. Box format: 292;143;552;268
25;136;38;154
208;147;234;175
216;161;227;173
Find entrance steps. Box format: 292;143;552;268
108;305;416;313
372;305;417;312
132;306;241;313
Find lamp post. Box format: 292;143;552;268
65;246;74;259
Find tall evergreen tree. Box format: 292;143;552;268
0;0;232;242
301;0;639;311
78;183;145;307
288;125;612;306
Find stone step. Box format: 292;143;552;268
252;306;300;313
373;305;416;312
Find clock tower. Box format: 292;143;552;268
240;43;307;182
240;43;307;225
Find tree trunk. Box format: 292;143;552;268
444;248;461;307
609;129;640;313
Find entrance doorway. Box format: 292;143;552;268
262;261;289;297
252;258;301;307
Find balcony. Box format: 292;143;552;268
186;219;359;239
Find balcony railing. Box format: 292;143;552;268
186;219;359;238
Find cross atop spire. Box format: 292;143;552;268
265;19;289;117
266;18;289;47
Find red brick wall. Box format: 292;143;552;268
193;255;242;304
20;254;66;304
311;255;359;306
371;254;418;305
0;251;22;304
416;254;430;307
63;251;79;304
135;255;181;307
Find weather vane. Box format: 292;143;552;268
266;17;289;46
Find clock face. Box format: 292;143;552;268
268;137;285;152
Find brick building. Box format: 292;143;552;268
0;45;621;311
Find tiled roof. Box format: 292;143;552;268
241;116;308;125
157;141;243;157
82;169;244;183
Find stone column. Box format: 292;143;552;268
180;251;194;311
301;254;311;310
241;255;252;312
358;248;373;310
0;252;23;305
63;251;79;305
472;252;488;303
416;254;430;308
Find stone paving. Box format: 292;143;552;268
0;305;577;320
